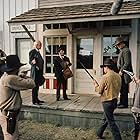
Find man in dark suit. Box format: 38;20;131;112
29;40;45;105
54;46;72;101
115;37;133;108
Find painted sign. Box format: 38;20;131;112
10;25;36;33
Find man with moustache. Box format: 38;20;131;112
54;46;72;101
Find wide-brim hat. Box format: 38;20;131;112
0;55;26;72
100;58;114;68
57;46;65;52
114;37;124;47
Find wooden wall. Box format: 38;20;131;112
38;0;113;8
0;0;38;54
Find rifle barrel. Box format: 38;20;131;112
79;61;94;80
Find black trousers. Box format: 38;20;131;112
32;85;39;103
119;77;129;107
97;99;122;140
134;122;140;140
56;76;67;99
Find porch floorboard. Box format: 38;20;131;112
20;90;134;131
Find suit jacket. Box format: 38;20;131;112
29;49;44;85
117;46;133;84
54;56;71;79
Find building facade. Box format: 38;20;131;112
2;0;140;95
0;0;38;64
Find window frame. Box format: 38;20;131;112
44;36;67;74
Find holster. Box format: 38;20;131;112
6;110;20;135
133;112;140;125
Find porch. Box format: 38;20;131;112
20;90;134;131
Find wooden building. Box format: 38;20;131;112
1;0;140;95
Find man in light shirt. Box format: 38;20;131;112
93;58;122;140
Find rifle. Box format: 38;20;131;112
123;69;134;77
79;61;99;85
123;69;136;83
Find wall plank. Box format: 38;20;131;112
3;0;10;53
22;0;29;13
0;0;4;49
15;0;22;15
0;0;38;53
39;0;113;8
29;0;38;10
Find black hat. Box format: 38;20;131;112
57;46;65;52
0;55;26;72
100;58;114;68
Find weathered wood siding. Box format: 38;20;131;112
39;0;113;8
0;0;38;54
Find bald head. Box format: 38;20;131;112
33;40;42;50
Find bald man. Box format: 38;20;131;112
29;41;45;105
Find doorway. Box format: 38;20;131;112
16;38;33;67
74;37;94;94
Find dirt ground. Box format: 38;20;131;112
18;120;133;140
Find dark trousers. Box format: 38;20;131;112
97;99;122;140
56;76;67;99
119;78;129;107
32;85;39;103
134;122;140;140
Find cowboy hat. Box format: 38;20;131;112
100;58;114;68
114;37;124;47
57;46;65;52
0;55;26;72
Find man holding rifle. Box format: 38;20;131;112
93;58;122;140
0;55;35;140
131;75;140;140
123;70;140;140
115;37;133;108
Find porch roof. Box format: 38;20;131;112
8;1;140;25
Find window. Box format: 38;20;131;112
72;22;96;29
77;38;93;69
45;36;67;73
16;38;32;66
104;19;131;27
103;35;129;72
44;23;66;30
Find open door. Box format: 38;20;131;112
74;37;94;94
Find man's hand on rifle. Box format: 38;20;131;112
93;79;99;87
119;71;123;76
131;75;140;84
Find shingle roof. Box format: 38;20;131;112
8;0;140;24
